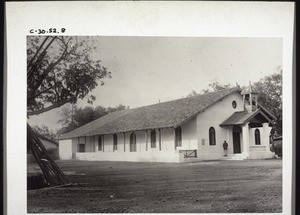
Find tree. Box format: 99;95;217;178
206;82;233;92
27;36;110;186
57;104;128;135
186;82;233;97
27;36;111;116
186;90;199;98
32;124;57;140
93;105;108;119
252;68;282;135
106;104;128;113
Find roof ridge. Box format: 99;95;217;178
135;86;240;109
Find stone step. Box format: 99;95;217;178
223;153;247;160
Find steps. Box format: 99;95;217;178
222;153;248;160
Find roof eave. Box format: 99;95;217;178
219;123;244;127
58;126;177;140
258;103;277;120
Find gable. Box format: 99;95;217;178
220;109;273;127
178;91;244;128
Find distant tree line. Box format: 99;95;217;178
32;125;57;141
57;104;129;135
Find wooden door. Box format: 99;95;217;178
232;126;241;154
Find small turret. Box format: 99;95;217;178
241;81;259;113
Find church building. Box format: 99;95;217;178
58;86;276;163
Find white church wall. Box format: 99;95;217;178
75;150;183;163
59;139;73;160
161;128;176;151
181;117;198;149
196;92;244;160
60;127;180;162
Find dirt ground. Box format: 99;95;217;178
27;159;282;213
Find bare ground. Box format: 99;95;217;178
27;159;282;213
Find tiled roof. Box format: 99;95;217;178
59;87;241;140
219;109;272;126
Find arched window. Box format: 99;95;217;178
151;130;156;148
255;129;261;145
130;133;137;152
98;135;103;151
175;127;182;147
113;134;118;151
209;127;216;145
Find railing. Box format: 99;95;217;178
179;149;197;158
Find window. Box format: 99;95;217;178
151;130;156;148
78;137;86;152
255;129;261;145
209;127;216;145
245;94;251;105
78;144;85;152
113;134;118;151
232;100;237;109
175;127;182;147
130;133;137;152
98;135;102;151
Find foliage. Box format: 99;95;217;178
186;90;199;98
205;82;234;93
186;82;234;97
57;104;129;135
252;68;282;135
27;36;111;116
32;124;57;140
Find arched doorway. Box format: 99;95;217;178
232;126;242;153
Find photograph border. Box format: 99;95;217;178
5;1;295;214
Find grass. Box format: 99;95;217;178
27;159;282;213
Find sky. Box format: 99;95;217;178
28;36;282;131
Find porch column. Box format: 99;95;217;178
262;123;271;152
123;133;126;152
102;135;105;152
174;128;177;151
159;129;162;151
145;130;148;151
94;136;98;151
242;123;250;156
